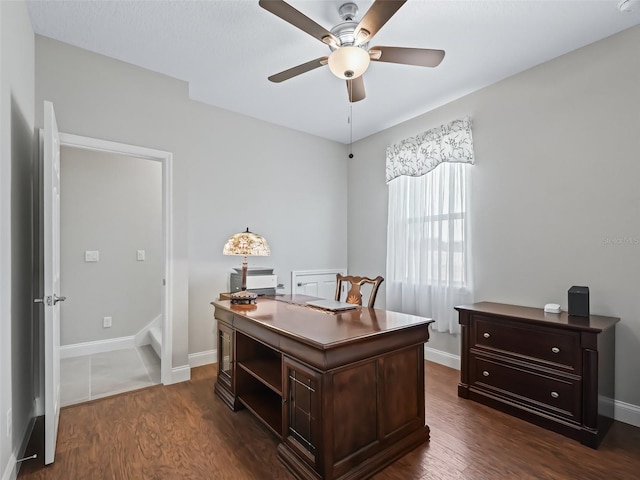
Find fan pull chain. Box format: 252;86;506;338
348;81;354;158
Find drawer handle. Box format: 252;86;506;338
482;370;490;377
551;347;560;354
550;391;559;399
483;332;490;338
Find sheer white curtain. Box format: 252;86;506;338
386;118;474;333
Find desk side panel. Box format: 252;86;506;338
332;361;378;463
330;346;428;480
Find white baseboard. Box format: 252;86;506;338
148;327;162;358
60;336;135;358
189;349;216;368
614;399;640;428
424;346;460;370
134;315;162;347
170;364;191;384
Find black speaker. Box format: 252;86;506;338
568;286;589;317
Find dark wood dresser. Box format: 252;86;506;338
456;302;619;448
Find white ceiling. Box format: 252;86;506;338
27;0;640;144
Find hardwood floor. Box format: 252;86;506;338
19;361;640;479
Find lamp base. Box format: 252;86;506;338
230;290;258;305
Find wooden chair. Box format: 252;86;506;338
335;274;384;308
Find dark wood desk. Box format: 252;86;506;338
212;295;434;480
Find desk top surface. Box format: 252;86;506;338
212;295;433;348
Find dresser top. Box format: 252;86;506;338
455;301;619;332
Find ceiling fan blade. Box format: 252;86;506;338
259;0;339;47
355;0;407;44
370;46;445;67
346;76;366;103
268;56;328;83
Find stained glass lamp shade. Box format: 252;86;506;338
222;228;270;304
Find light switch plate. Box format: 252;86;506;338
85;250;99;262
137;250;145;261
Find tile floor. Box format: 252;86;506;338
60;345;161;407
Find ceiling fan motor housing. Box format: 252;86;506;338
329;2;369;51
330;21;368;50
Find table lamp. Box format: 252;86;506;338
222;228;270;304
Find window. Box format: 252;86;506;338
385;118;474;334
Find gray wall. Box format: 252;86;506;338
60;147;162;345
35;37;190;371
35;36;348;360
0;1;36;478
349;26;640;408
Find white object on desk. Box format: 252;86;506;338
544;303;561;314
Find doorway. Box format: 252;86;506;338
57;133;173;396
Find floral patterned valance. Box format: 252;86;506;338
385;117;475;183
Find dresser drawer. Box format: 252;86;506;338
471;315;581;371
470;354;582;423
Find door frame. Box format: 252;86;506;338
58;133;174;385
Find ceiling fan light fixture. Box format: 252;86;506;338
328;46;370;79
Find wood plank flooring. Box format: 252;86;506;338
19;361;640;479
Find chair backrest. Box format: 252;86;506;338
335;274;384;308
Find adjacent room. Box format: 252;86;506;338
2;1;639;479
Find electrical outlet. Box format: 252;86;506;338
6;409;11;438
85;250;99;262
103;316;112;328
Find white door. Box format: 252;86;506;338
42;101;64;465
292;270;346;299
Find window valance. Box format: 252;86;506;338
385;116;475;183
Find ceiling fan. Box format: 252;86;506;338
259;0;445;102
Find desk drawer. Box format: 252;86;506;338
470;354;582;423
472;315;581;371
